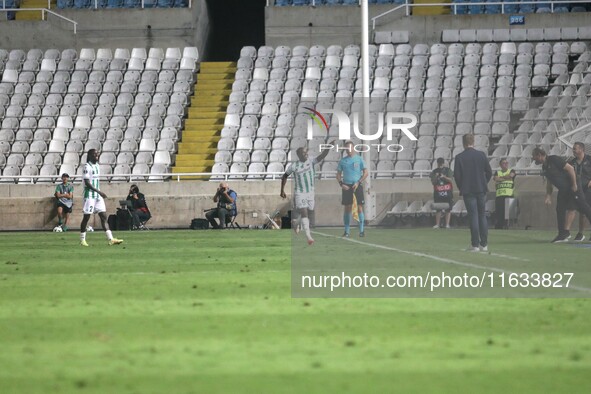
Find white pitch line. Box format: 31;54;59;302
487;252;529;262
455;250;530;262
312;231;591;294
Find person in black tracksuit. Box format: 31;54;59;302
532;147;591;243
564;142;591;241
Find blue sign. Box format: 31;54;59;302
509;15;525;25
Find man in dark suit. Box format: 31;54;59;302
454;134;493;252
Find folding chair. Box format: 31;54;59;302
203;207;241;229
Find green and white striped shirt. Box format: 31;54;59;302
286;157;318;194
83;162;100;198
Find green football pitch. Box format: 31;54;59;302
1;228;590;393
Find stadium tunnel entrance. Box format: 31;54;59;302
206;0;266;61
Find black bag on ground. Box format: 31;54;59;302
108;214;118;231
190;218;210;230
117;208;132;231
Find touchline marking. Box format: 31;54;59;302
488;252;529;262
456;250;530;262
312;231;591;294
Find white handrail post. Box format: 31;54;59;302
361;0;375;221
312;0;315;6
405;0;409;16
94;0;97;9
501;3;504;13
142;0;144;8
42;9;45;20
189;0;191;8
551;2;554;12
47;0;50;9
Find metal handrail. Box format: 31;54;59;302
0;169;542;184
0;8;78;33
0;0;193;9
372;0;591;29
79;0;193;9
267;0;362;6
264;0;591;29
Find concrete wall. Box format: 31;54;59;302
0;2;211;57
265;6;591;47
0;177;562;231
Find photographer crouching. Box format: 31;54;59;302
206;182;237;229
127;184;151;230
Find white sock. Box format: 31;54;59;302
105;230;113;241
80;232;86;241
302;217;312;240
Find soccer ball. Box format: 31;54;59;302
86;226;94;232
53;226;63;233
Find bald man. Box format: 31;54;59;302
206;182;237;229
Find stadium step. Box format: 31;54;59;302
171;167;212;180
182;128;220;136
182;138;219;144
196;81;233;90
174;158;215;168
184;118;224;126
198;73;234;81
200;62;237;73
175;153;215;162
183;125;223;133
191;96;229;106
191;100;229;109
182;134;220;143
179;141;217;155
15;0;55;20
187;110;225;119
174;61;236;179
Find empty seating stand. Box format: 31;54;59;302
0;46;199;183
56;0;189;8
450;0;591;15
274;0;403;5
443;27;591;42
213;38;590;180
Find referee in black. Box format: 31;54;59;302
532;147;591;243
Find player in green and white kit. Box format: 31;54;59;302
79;149;123;247
280;142;333;245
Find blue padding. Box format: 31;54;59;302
469;4;483;14
74;0;91;8
57;0;74;7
